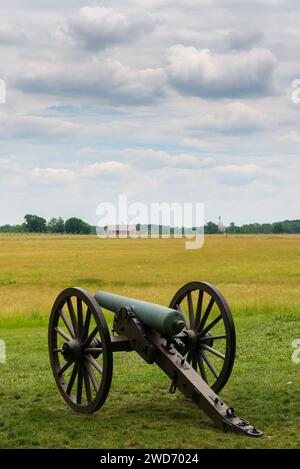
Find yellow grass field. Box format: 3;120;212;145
0;233;300;448
1;233;300;321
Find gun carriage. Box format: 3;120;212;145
48;281;262;436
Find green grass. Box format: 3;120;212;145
0;234;300;448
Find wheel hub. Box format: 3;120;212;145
89;338;102;358
184;330;214;353
185;329;199;351
201;332;214;348
62;339;82;362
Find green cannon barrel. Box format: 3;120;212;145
94;291;186;336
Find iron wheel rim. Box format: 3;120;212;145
169;281;236;393
48;287;113;413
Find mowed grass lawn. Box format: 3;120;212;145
0;233;300;448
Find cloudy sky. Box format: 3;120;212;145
0;0;299;225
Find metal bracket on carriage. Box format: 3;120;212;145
221;408;263;436
162;336;177;355
113;306;156;364
169;370;178;394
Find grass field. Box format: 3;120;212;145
0;233;300;448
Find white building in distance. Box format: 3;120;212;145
106;224;137;237
218;216;226;234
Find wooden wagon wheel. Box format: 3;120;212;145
48;287;113;413
169;281;236;393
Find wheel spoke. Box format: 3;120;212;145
77;363;83;404
186;350;192;363
54;326;72;342
200;314;222;337
86;354;103;374
176;303;188;328
66;298;79;337
198;334;226;342
81;308;91;341
85;326;99;346
59;309;75;339
85;360;100;393
66;363;78;395
82;362;92;403
195;290;204;330
192;352;198;371
200;350;219;378
197;297;215;333
57;360;73;377
187;292;195;329
84;348;103;354
77;298;84;337
197;352;207;382
201;343;225;360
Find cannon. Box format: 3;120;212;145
48;281;262;436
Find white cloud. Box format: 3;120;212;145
279;130;300;143
183;102;268;134
3;160;133;190
125;148;213;169
32;167;74;182
0;23;28;45
225;29;263;51
67;6;157;50
82;161;131;179
34;161;131;181
16;58;167;105
166;45;277;98
0;113;82;139
216;164;265;185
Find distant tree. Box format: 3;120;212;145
0;224;27;232
226;222;240;234
281;221;292;233
15;224;27;233
261;223;272;234
24;214;47;233
292;221;300;233
205;221;219;234
136;224;141;232
273;222;283;233
240;223;262;234
47;217;65;233
65;217;91;234
0;224;15;232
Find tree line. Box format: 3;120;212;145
1;215;300;235
205;220;300;234
0;214;92;234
